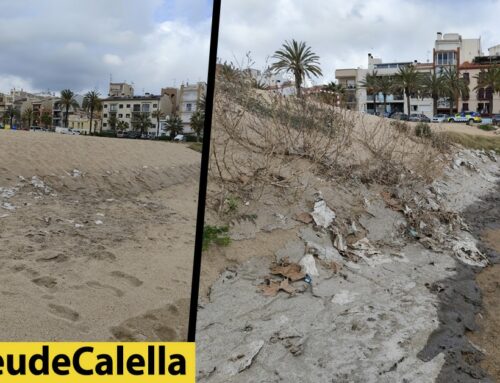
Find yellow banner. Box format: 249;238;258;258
0;343;195;382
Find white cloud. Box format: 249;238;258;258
218;0;500;84
103;54;124;66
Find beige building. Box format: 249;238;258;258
101;93;173;135
68;113;101;134
108;82;134;98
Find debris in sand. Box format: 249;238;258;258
71;169;82;177
30;176;51;194
0;213;10;218
294;212;313;224
96;213;105;217
311;200;336;228
452;238;488;267
333;232;347;253
1;202;16;211
95;220;103;225
74;223;84;228
270;260;305;282
259;278;297;297
0;186;18;199
299;254;319;276
221;340;264;376
350;238;381;257
331;290;358;305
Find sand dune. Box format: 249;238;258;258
0;130;200;341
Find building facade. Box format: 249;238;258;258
178;82;206;132
335;32;499;117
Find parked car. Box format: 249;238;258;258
116;131;126;138
30;126;43;132
390;112;409;121
126;131;141;139
67;129;80;135
173;134;187;142
432;114;448;123
409;113;431;122
55;126;69;134
492;114;500;126
447;111;482;124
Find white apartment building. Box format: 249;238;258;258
335;32;492;117
178;82;206;133
101;93;173;135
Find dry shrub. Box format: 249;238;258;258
208;69;450;209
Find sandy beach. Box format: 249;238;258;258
0;130;200;341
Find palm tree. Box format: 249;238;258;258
117;120;129;132
271;39;322;97
59;89;79;128
394;65;422;116
131;112;152;135
82;90;101;135
377;75;394;114
421;72;445;116
4;106;19;129
359;71;381;114
151;109;166;137
165;115;184;138
322;81;346;107
474;66;500;115
40;108;52;129
441;67;469;115
190;110;204;142
108;113;118;132
22;107;34;129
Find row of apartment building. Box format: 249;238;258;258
0;81;206;135
335;32;500;118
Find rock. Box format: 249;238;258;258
299;254;319;277
220;340;264;376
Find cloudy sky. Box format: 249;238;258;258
0;0;213;96
1;1;499;96
218;0;500;85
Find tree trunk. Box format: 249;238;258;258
295;73;301;98
449;95;453;116
373;92;377;115
433;96;438;116
157;117;160;137
406;92;411;116
65;106;69;128
89;107;93;135
383;94;387;114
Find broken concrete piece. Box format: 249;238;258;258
333;234;347;252
311;200;335;228
299;254;319;277
452;238;488;267
221;340;265;376
331;290;358;305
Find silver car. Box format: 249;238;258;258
432;114;448;123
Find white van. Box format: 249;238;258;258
55;127;69;134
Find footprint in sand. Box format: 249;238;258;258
36;253;69;263
86;281;124;297
108;301;187;342
48;304;80;322
109;271;143;287
32;276;58;289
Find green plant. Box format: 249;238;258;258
188;142;202;152
415;122;432;138
203;225;231;250
225;195;239;213
478;124;496;131
390;120;409;133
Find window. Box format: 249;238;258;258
110;104;117;112
153;104;158;108
104;113;108;118
186;103;192;112
126;104;130;108
412;105;418;111
119;104;123;109
462;103;469;111
118;114;123;118
462;72;470;82
435;51;456;66
126;114;130;118
104;104;108;108
141;104;150;112
103;123;107;127
133;104;141;112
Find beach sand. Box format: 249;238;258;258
0;130;200;341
